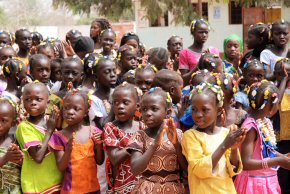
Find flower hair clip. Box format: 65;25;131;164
166;92;172;104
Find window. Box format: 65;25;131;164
149;12;169;27
192;3;208;19
229;1;242;24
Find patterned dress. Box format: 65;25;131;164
104;122;145;194
127;129;185;194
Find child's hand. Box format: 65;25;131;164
154;127;166;147
223;125;245;149
5;145;24;164
47;106;59;134
277;155;290;170
62;40;75;57
166;118;178;145
92;132;103;145
67;82;74;91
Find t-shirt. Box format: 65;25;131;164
260;48;288;72
179;47;219;71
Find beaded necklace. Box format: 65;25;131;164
256;118;277;147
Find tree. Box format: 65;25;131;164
53;0;288;25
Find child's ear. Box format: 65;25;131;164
136;102;140;110
169;86;175;96
217;107;224;116
166;107;172;118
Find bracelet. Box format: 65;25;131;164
262;158;269;169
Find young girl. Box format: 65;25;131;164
37;43;56;60
104;83;144;193
167;35;183;71
235;59;265;110
100;29;117;60
241;23;270;67
0;31;13;46
0;98;23;194
50;58;63;84
260;20;290;80
198;53;224;73
134;66;156;94
215;73;247;127
89;55;117;128
2;58;27;102
29;54;51;85
182;82;244;194
66;29;82;49
234;81;290;194
127;87;187;193
15;29;32;67
49;90;104;194
223;34;243;74
147;47;169;71
179;19;219;85
16;82;63;193
274;58;290;193
116;45;138;85
120;32;140;52
90;18;111;52
82;53;98;92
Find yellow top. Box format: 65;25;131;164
182;127;242;194
280;92;290;141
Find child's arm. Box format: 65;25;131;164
107;147;130;167
241;128;290;170
0;145;23;167
92;132;104;165
54;133;74;171
28;111;59;163
130;128;166;176
167;119;188;171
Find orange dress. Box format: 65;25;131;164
49;128;100;194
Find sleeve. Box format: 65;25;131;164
88;96;105;124
16;122;42;150
176;128;183;144
225;149;243;177
46;94;63;115
181;130;217;179
48;132;67;151
104;123;119;148
127;131;144;154
234;92;249;108
260;50;271;65
179;49;189;70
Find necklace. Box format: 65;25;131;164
256;118;276;147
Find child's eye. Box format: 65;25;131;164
124;100;130;105
152;107;159;112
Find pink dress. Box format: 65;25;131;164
234;117;281;194
179;47;219;71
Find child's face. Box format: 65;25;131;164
38;47;55;60
140;94;168;129
191;93;218;129
0;33;11;46
244;65;265;86
23;85;49;116
31;58;51;84
247;31;260;49
275;62;290;82
168;37;183;56
16;31;32;50
0;48;16;65
63;95;87;126
96;60;117;87
90;21;101;39
0;103;15;137
121;50;138;72
112;89;137;122
225;39;240;61
193;23;209;44
171;81;183;104
272;24;290;48
135;70;155;94
61;61;84;88
125;39;139;52
50;62;62;82
101;31;116;53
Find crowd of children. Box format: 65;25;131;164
0;17;289;194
